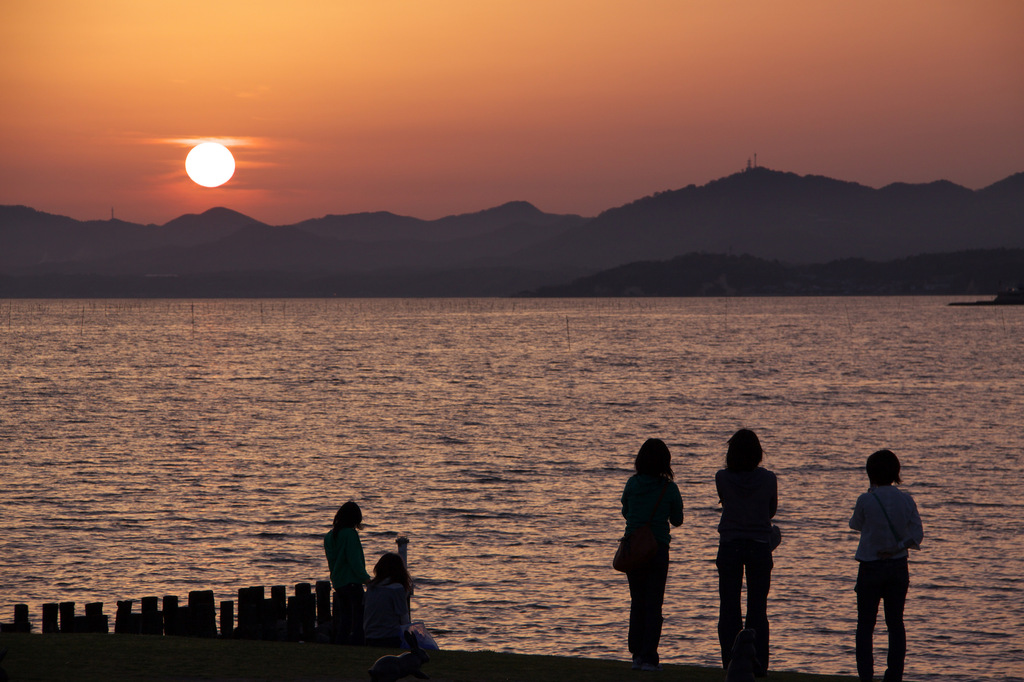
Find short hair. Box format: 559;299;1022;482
634;438;674;480
726;429;763;471
332;500;363;534
866;449;902;485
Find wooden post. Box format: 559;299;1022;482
85;602;108;634
236;587;255;639
270;585;287;621
177;603;191;635
188;590;217;638
14;604;30;633
235;588;249;638
271;585;288;640
220;600;234;638
331;591;343;644
42;603;59;634
140;597;162;635
397;536;412;614
258;590;278;641
163;595;181;636
58;602;75;633
286;595;300;641
115;600;134;634
237;586;262;639
295;582;315;642
315;580;332;625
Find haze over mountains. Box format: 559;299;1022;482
2;167;1022;297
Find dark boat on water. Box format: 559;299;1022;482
949;286;1024;306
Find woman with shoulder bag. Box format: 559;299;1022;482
849;449;923;682
619;438;684;671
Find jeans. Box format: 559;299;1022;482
627;542;670;666
856;558;909;682
717;539;773;672
332;583;365;645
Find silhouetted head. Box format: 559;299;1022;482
332;500;363;535
370;552;412;593
866;449;902;486
726;429;763;472
634;438;674;480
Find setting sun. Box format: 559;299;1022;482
1;1;1020;224
185;142;235;188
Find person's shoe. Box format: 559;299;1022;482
631;656;642;670
640;662;663;671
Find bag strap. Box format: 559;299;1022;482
646;481;670;524
870;490;903;543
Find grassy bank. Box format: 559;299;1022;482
0;633;856;681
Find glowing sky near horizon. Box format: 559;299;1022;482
1;0;1021;225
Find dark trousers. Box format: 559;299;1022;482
855;558;909;682
332;583;365;645
627;542;670;666
716;539;773;672
366;636;403;648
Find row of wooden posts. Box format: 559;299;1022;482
0;581;341;642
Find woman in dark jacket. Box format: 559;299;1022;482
620;438;684;671
716;428;778;676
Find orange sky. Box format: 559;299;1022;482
2;0;1022;225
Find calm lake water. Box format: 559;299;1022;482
1;297;1021;681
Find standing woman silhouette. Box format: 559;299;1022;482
324;500;371;644
849;449;923;682
715;428;777;676
620;438;684;671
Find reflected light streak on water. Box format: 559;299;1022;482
0;297;1022;681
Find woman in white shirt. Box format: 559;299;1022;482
849;449;924;682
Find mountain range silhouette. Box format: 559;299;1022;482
2;167;1022;297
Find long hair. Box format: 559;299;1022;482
332;500;363;538
634;438;674;480
726;429;763;472
369;552;412;593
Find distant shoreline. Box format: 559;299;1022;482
4;249;1021;299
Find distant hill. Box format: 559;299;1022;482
504;168;1024;270
0;202;586;277
521;249;1024;297
1;167;1022;296
293;200;568;243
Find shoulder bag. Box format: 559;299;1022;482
613;481;668;573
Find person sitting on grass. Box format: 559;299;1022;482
363;552;413;648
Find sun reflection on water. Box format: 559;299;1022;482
0;297;1021;681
